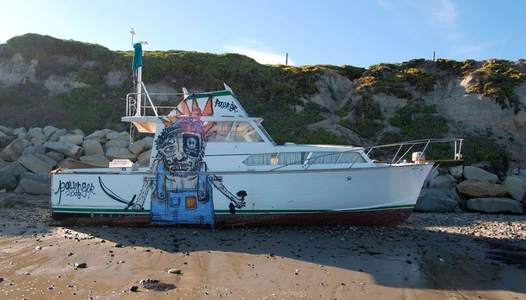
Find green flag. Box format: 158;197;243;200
132;43;143;71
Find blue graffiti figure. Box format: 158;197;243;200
151;116;214;225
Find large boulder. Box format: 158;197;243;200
105;147;136;161
106;131;128;140
13;127;27;136
463;166;498;183
82;139;104;155
0;131;14;148
429;175;456;190
0;125;14;136
457;180;508;198
423;168;439;188
0;172;17;190
85;129;112;142
503;176;525;201
27;127;46;141
105;139;130;149
0;138;31;162
0;161;28;178
44;141;82;158
142;136;154;150
80;154;109;167
48;128;68;142
71;129;85;137
137;150;151;167
17;154;56;174
466;198;524;214
43;125;59;137
129;139;147;155
449;165;464;179
15;173;51;195
415;189;459;212
45;151;65;162
59;134;84;146
22;145;46;155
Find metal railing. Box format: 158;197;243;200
268;138;463;171
125;90;185;117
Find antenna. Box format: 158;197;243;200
130;28;135;46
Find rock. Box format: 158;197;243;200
105;147;136;161
129;285;139;292
45;151;65;162
27;127;46;141
13;127;27;136
82;139;103;155
142;136;154;150
424;168;439;188
128;139;146;155
457;180;508;198
0;158;6;168
15;173;51;195
30;137;45;146
17;154;56;174
85;129;112;142
105;139;130;149
415;189;459;212
0;131;14;148
429;175;456;189
59;134;83;146
0;161;28;178
0;138;31;162
508;167;526;178
464;166;498;183
0;172;17;190
43;126;58;137
106;131;128;140
0;125;14;136
503;176;525;201
137;150;151;167
449;165;463;179
466;198;524;214
44;141;82;158
48;128;67;142
74;262;87;269
80;154;109;167
22;145;46;155
71;129;85;137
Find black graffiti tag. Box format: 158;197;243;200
214;98;238;112
55;180;96;200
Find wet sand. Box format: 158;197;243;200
0;193;525;300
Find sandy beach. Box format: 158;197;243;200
0;193;525;300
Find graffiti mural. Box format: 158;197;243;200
150;115;215;224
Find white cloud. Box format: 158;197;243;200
223;45;294;65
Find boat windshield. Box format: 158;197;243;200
206;121;264;143
256;123;276;145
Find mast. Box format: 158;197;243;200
130;29;147;116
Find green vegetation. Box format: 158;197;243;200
389;102;448;140
339;118;383;139
464;60;526;111
356;60;437;99
461;137;508;172
335;99;353;117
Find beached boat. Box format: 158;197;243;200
50;42;463;226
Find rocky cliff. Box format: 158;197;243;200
1;33;525;172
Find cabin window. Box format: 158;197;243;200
206;121;264;143
243;152;308;166
309;151;366;164
243;151;366;166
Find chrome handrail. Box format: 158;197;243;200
268;138;463;171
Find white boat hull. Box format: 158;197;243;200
50;163;432;226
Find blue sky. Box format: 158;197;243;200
0;0;524;67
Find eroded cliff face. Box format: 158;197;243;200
0;34;525;170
